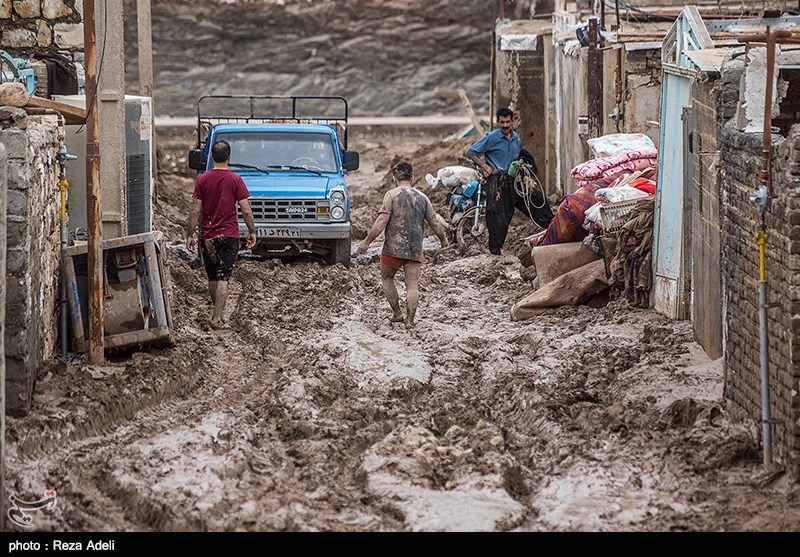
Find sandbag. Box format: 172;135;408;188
510;259;609;321
532;241;601;286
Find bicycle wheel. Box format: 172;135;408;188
456;206;488;248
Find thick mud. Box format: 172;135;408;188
4;125;800;532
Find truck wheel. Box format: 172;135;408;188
328;238;352;268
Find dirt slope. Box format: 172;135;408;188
3;0;800;533
126;0;496;118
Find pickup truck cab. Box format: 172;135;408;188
187;95;359;267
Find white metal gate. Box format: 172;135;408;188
653;6;713;319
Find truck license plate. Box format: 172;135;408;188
257;228;301;238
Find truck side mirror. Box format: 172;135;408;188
188;149;206;171
343;150;359;171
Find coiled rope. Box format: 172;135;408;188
513;163;547;213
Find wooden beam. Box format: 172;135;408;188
25;95;86;124
458;88;486;137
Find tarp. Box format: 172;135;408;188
510;259;609;321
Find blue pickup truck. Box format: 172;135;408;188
187;95;359;267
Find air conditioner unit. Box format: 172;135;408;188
54;94;154;239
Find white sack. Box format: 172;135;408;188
425;166;479;188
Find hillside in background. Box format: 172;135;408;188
124;0;497;118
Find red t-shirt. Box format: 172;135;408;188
192;168;250;239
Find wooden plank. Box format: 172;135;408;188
457;89;486;137
25;95;86;125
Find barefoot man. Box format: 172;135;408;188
356;161;449;328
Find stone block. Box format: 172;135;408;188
7;160;32;189
0;131;29;160
4;356;32;416
5;221;28;250
6;188;27;217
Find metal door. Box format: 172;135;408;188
653;74;693;319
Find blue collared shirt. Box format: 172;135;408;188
466;128;521;172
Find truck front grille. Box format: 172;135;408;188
240;198;329;222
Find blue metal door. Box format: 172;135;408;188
653;73;692;319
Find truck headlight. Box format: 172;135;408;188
331;206;345;220
330;191;345;206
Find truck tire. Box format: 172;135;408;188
328;237;352;268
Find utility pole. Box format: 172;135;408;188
136;0;154;98
83;0;104;364
136;0;157;190
587;17;603;138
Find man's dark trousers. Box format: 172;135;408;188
485;172;553;254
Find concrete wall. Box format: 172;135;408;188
553;38;588;194
548;16;663;195
495;20;557;196
0;113;61;416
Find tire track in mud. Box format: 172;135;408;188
8;127;799;532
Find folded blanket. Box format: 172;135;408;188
571;149;658;182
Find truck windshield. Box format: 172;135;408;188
218;131;338;173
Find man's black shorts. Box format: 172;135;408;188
200;236;240;281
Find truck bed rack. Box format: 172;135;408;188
195;94;350;149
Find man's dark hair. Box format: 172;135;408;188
392;161;413;181
211;140;231;163
497;107;514;120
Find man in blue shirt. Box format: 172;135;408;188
464;107;553;255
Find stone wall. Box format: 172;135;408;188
0;0;84;54
720;121;800;480
0;0;85;96
0;111;61;416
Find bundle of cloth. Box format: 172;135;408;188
528;146;657;249
609;196;656;307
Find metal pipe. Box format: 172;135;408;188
756;228;771;466
34;110;75;358
758;27;777;468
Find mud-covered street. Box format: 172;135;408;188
3;0;800;534
4;124;800;532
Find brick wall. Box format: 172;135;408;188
690;65;743;361
720;121;800;480
496;39;550;194
512;48;547;180
0;113;61;416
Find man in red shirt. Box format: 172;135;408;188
186;140;256;329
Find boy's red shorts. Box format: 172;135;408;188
380;254;417;269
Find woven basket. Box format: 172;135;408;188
599;198;640;235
